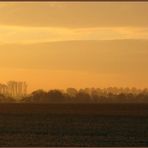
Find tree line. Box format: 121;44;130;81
0;87;148;103
20;87;148;104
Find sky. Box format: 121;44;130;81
0;2;148;92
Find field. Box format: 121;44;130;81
0;103;148;146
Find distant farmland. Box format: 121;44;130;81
0;103;148;146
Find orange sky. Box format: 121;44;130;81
0;2;148;92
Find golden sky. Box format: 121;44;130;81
0;2;148;92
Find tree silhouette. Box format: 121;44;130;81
3;87;148;104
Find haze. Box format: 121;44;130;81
0;2;148;92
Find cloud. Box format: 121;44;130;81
0;25;148;44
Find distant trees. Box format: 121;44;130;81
20;87;148;104
0;81;27;98
0;93;16;103
66;88;77;98
47;90;66;103
21;89;66;103
1;84;148;103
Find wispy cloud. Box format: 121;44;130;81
0;25;148;44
